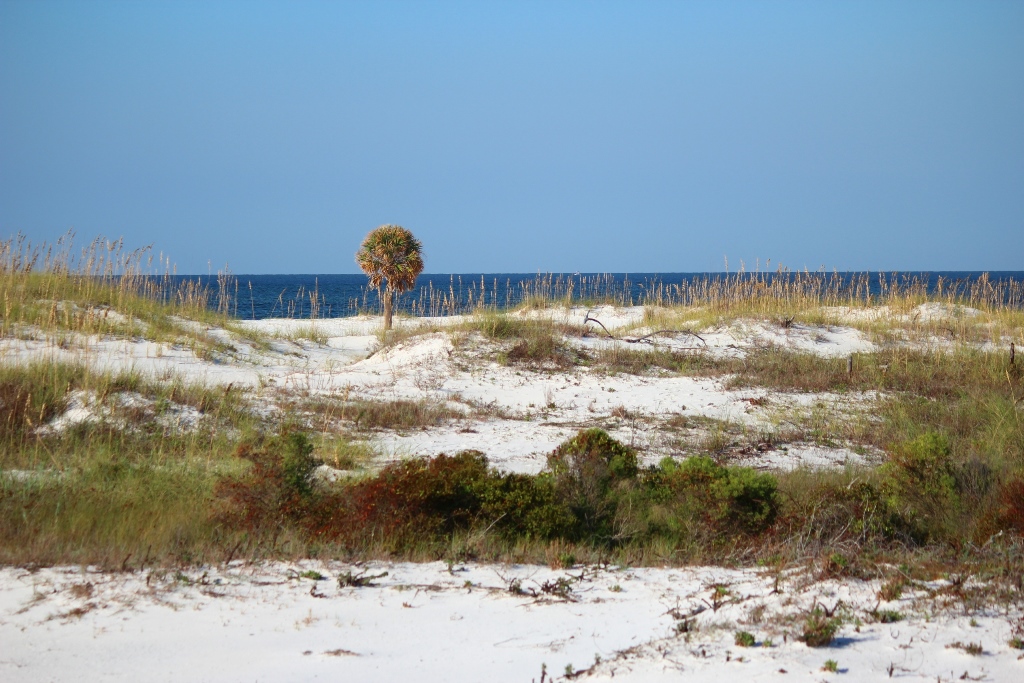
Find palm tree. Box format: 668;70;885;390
355;224;424;330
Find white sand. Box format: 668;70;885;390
1;308;884;472
1;562;1020;683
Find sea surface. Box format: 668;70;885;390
170;271;1024;320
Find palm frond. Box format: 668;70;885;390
354;224;425;294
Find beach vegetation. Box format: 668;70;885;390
801;606;841;647
1;232;1023;603
734;631;756;647
355;224;425;331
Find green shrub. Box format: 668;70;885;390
479;473;574;540
880;432;963;540
774;475;916;553
546;429;639;539
658;456;778;534
548;428;638;481
281;432;317;498
308;448;581;546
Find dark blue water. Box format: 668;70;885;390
171;272;1024;319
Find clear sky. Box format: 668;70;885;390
1;1;1021;274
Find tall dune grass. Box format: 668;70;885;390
0;232;240;340
390;269;1024;319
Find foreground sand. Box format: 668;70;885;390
2;561;1021;682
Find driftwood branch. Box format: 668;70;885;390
583;310;707;348
582;310;616;338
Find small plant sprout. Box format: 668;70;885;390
822;659;838;673
946;641;983;656
735;631;756;647
704;584;731;611
873;609;903;624
878;576;905;601
802;605;841;647
674;619;694;635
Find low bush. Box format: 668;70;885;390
217;429;787;555
996;476;1024;536
653;456;779;535
216;432;320;532
311;449;580;546
546;428;639;540
478;473;575;540
209;422;1024;564
878;432;992;541
328;450;492;541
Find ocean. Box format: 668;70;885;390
169;271;1024;320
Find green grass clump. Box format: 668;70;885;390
0;360;263;566
0;460;225;566
474;312;533;340
801;606;841;647
0;362;94;444
734;631;756;647
344;397;456;430
872;609;904;623
466;313;586;369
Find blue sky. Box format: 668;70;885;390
1;1;1021;274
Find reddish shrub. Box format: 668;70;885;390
311;451;491;543
216;433;318;532
997;477;1024;536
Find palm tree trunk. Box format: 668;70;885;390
383;288;394;330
